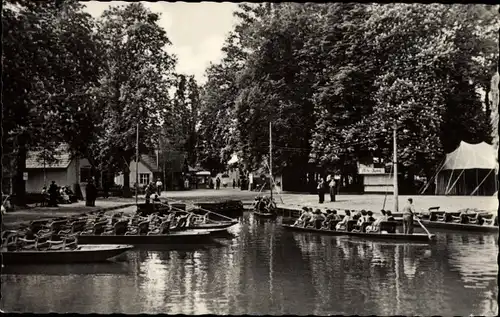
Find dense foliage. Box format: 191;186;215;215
197;3;498;189
2;1;195;198
3;1;497;198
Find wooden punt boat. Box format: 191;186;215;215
136;202;171;216
282;224;436;242
253;210;278;219
410;219;498;233
183;220;238;230
2;244;133;265
76;230;213;245
1;262;130;275
392;209;499;233
195;200;244;217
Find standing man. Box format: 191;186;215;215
48;181;59;207
402;198;415;234
85;179;96;207
233;179;236;189
329;177;336;202
216;177;221;190
317;178;325;204
156;178;163;196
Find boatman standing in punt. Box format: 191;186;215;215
402;198;415;234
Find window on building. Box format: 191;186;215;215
80;168;92;183
139;173;150;185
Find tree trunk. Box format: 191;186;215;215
485;85;492;125
122;165;132;198
13;136;27;206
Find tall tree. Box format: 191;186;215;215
96;3;176;196
490;72;499;150
2;0;103;201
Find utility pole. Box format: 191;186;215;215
269;121;273;200
135;123;139;205
393;123;398;213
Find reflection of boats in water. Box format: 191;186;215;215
283;224;435;242
444;234;498;289
2;262;131;275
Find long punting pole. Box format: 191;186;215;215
393;123;398;214
135;122;139;205
269;121;273;200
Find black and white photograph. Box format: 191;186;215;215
1;1;499;315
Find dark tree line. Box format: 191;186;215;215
2;1;200;199
197;3;498;190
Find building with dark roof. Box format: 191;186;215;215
24;145;92;193
114;154;162;187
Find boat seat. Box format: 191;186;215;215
82;220;109;235
103;220;129;236
18;237;50;251
111;214;123;226
58;220;88;235
429;211;445;222
148;220;171;235
467;214;485;225
29;219;50;233
436;212;456;222
483;217;495;226
126;221;150;235
2;232;20;251
47;236;78;250
428;206;440;212
1;230;19;241
379;221;397;234
479;212;494;220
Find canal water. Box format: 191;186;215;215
2;212;498;315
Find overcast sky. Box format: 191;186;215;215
82;1;239;84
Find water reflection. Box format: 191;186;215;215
2;212;497;316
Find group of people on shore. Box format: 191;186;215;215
316;175;338;204
293;207;396;233
42;181;78;207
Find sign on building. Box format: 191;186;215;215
358;167;385;175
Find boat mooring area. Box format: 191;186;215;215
2;203;498;315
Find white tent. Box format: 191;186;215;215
436;141;498;196
441;141;497;171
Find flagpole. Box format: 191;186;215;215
135;122;139;205
393;123;398;213
269;121;273;200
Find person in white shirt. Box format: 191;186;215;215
156;178;163;196
329;178;336;202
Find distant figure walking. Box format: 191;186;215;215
233;179;236;189
156;178;163;196
145;182;155;204
216;177;221;190
402;198;415;234
48;181;59;207
317;178;325;204
329;177;336;202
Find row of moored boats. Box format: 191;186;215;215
2;202;239;265
252;197;499;243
